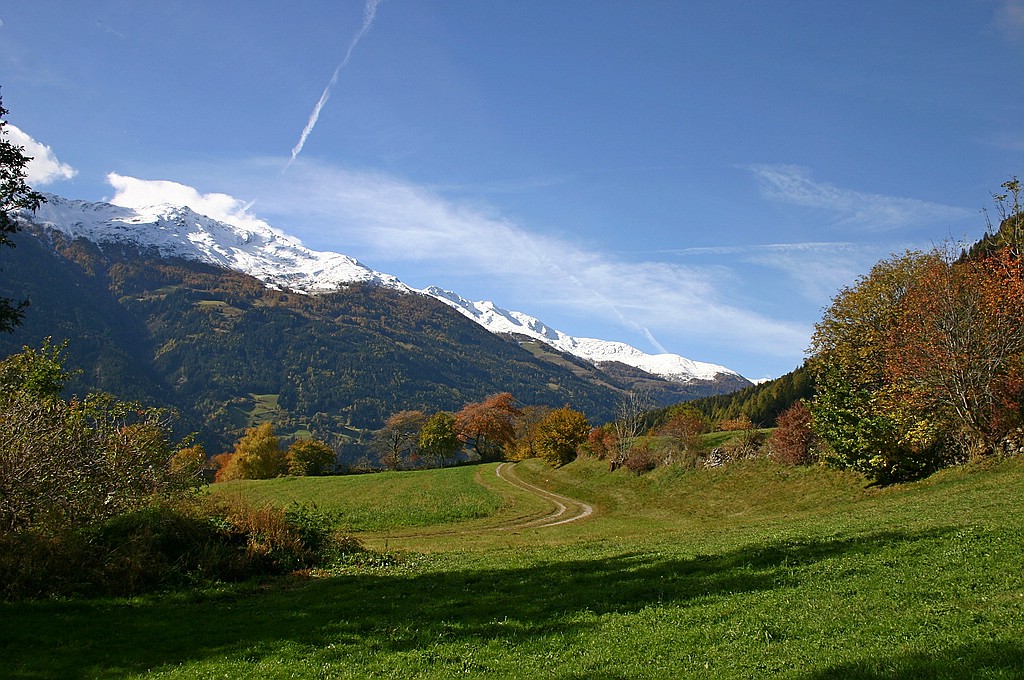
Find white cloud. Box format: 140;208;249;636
660;241;890;301
747;164;971;230
106;172;287;239
4;124;77;185
660;242;859;257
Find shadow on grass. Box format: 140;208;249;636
806;641;1024;679
0;528;965;678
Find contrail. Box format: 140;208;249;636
285;0;382;170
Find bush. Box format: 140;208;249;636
0;345;198;536
0;498;366;600
622;444;658;474
770;401;818;465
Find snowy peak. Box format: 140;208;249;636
424;287;744;385
421;286;564;343
28;194;410;293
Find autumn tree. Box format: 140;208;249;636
583;425;618;460
217;422;286;481
456;392;520;462
810;183;1024;482
809;250;942;481
0;94;45;332
985;176;1022;256
169;443;207;481
508;404;552;461
535;406;590;467
658;404;710;454
286;437;336;476
373;409;426;471
887;247;1024;457
417;411;461;468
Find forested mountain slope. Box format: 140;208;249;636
0;226;733;452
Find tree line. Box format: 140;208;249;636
210;392;593;480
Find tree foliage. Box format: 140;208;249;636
809;188;1024;482
286;437;336;476
535;406;590;467
508;404;552;461
0;94;45;332
216;422;286;481
456;392;520;461
685;364;815;428
0;343;194;534
657;404;710;454
372;410;426;470
886;248;1024;455
769;400;817;465
417;411;460;468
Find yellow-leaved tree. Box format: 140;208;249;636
216;423;286;481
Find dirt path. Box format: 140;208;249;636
495;462;594;529
367;463;594;543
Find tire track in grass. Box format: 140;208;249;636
495;462;593;529
371;463;594;542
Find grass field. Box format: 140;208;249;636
3;456;1023;678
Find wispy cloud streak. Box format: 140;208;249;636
747;164;971;230
239;160;811;357
995;0;1024;41
285;0;381;170
659;242;859;257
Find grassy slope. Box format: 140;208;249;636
3;457;1023;679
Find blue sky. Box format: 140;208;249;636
2;1;1022;380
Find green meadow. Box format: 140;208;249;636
3;456;1023;679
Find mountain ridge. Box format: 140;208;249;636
28;193;749;388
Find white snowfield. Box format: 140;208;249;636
26;195;745;386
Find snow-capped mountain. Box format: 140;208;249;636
25;194;747;386
423;287;741;384
30;194;409;293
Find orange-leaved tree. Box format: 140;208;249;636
887;246;1024;457
456;392;520;462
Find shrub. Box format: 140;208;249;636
0;498;366;600
717;415;756;432
770;401;818;465
286;438;336;476
0;346;195;536
622;444;658;474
